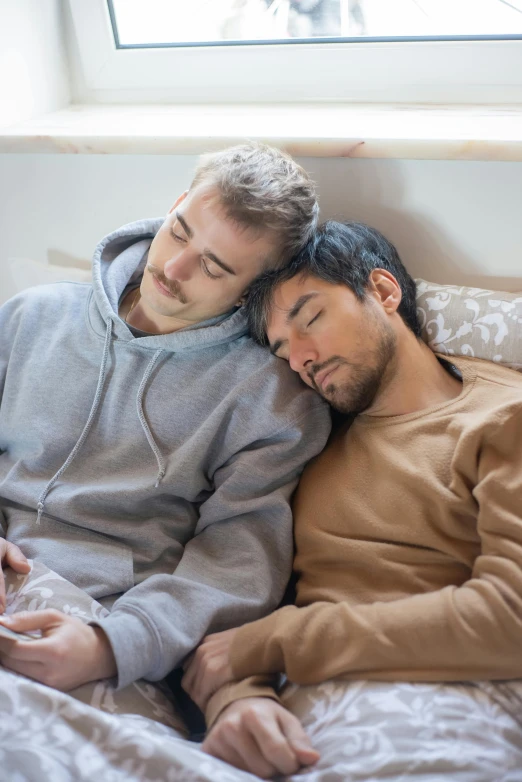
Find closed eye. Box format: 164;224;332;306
170;227;186;243
202;259;222;280
307;310;322;327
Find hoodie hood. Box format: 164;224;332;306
89;217;249;352
35;218;253;522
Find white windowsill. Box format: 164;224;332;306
1;103;522;161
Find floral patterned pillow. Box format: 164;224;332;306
416;279;522;371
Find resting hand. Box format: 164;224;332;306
181;627;237;710
0;609;117;690
0;540;31;612
203;697;320;779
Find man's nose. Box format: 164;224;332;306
163;249;194;282
288;338;317;377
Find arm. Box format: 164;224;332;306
229;406;522;684
93;401;330;689
0;402;328;691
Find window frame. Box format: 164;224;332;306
68;0;522;105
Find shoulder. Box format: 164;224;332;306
474;358;522;392
224;337;331;439
459;355;522;409
2;281;91;312
0;283;92;338
450;356;522;443
450;354;522;390
236;337;328;410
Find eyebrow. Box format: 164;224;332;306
175;211;193;239
174;210;236;276
269;292;319;356
287;293;318;321
204;251;236;276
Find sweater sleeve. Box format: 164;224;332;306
93;402;331;688
205;675;280;730
230;406;522;684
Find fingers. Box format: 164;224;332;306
180;661;196;700
203;699;309;779
0;542;30;612
243;708;301;777
0;656;46;682
0;633;53;661
181;651;195;672
0;610;58;662
1;653;69;691
181;641;232;709
181;639;208;699
3;542;31;574
0;609;63;634
235;730;277;779
208;729;276;779
278;710;320;765
190;667;213;710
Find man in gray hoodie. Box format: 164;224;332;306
0;144;330;699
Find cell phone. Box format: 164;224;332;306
0;623;37;643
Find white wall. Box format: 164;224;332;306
0;0;70;128
0;154;521;304
0;3;519;302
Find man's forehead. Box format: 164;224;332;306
270;275;321;314
266;276;316;336
180;186;277;270
188;184;264;242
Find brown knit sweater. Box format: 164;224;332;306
206;355;522;726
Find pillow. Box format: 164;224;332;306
416;279;522;371
8;257;92;294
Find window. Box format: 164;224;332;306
109;0;522;46
69;0;522;103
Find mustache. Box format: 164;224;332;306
147;264;188;304
308;356;346;391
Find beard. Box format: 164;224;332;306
309;321;397;415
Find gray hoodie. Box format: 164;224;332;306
0;218;330;687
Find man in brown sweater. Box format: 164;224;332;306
182;221;522;780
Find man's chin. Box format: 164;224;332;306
140;299;180;323
153;303;185;318
316;384;342;410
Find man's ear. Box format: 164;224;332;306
368;269;402;314
167;190;189;215
236;288;249;307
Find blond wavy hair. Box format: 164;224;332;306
191;142;319;267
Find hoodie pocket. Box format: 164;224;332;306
6;509;135;602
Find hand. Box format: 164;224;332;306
181;627;237;710
0;540;31;612
203;697;320;779
0;609;117;691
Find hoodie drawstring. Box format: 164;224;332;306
136;350;166;488
36;318;113;524
36;325;167;525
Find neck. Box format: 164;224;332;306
365;328;462;417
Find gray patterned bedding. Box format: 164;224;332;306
1;561;521;781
